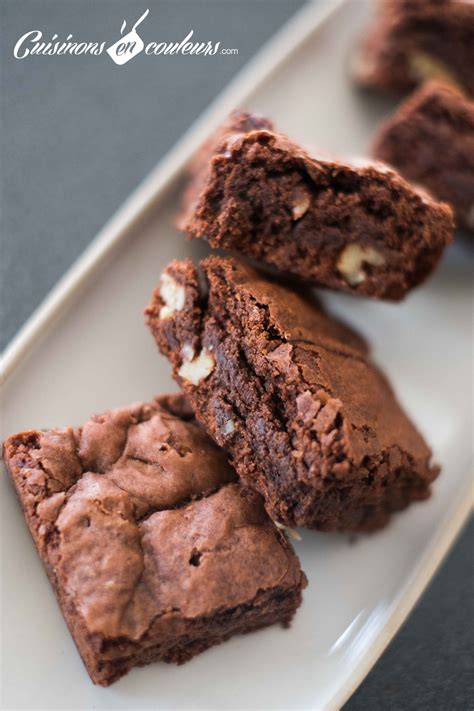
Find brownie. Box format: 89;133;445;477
372;80;474;233
3;394;306;686
353;0;474;97
178;110;453;301
146;257;439;532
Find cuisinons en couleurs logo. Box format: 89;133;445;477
13;8;239;64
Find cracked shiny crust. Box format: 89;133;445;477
3;394;305;686
147;257;439;531
179;110;453;301
372;80;474;234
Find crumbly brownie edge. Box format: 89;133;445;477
90;585;304;685
353;0;474;97
147;258;439;531
372;81;474;232
182;126;453;300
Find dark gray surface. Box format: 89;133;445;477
1;2;473;709
346;517;473;711
1;0;305;350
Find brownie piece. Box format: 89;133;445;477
353;0;474;97
3;394;305;686
146;257;439;532
372;81;474;233
178;110;453;301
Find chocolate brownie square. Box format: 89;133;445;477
147;257;439;532
353;0;474;97
372;80;474;233
178;110;453;301
3;394;306;686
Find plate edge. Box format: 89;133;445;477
2;1;471;707
329;485;472;711
0;0;345;383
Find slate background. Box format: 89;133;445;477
1;1;473;709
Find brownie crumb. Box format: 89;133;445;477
178;110;453;300
373;80;474;233
353;0;474;98
3;393;306;686
147;257;439;532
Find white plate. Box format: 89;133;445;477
1;2;472;709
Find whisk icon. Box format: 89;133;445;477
107;9;149;65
